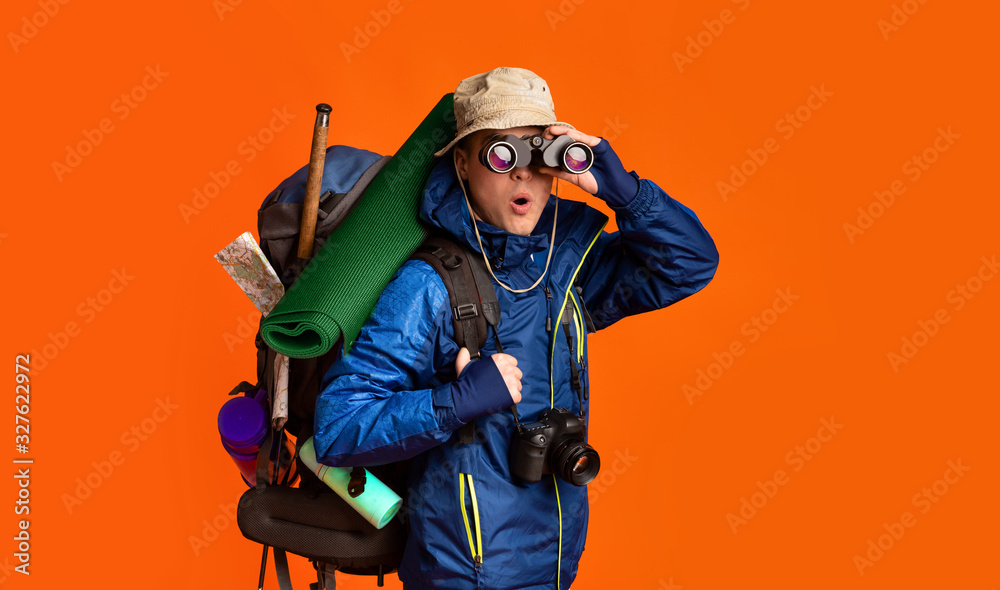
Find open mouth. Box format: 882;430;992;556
511;194;531;215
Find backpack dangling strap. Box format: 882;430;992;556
273;547;294;590
574;284;596;333
228;381;257;397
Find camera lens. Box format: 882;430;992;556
562;143;593;174
554;441;600;486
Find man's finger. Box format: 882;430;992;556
455;347;471;377
566;129;601;147
544;125;600;147
543;125;572;139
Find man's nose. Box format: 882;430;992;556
511;166;532;181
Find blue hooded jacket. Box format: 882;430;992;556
314;151;719;589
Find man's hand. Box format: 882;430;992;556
537;125;640;208
456;347;523;404
536;125;601;196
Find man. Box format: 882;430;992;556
313;67;719;589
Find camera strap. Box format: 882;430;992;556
486;324;524;435
467;250;524;436
560;304;586;419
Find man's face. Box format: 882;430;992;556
454;126;554;237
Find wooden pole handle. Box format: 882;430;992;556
297;103;332;259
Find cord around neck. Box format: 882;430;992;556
452;149;558;294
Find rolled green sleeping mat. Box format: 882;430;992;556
260;93;456;358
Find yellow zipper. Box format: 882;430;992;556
570;292;584;362
550;222;606;407
547;222;607;589
459;473;483;566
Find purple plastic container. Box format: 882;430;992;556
218;393;268;486
222;439;260;485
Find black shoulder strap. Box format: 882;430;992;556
411;235;492;360
411;234;502;446
467;248;501;330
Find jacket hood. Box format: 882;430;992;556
419;156;557;271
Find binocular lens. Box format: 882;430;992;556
563;144;592;173
488;144;516;172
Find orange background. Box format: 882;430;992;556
3;0;998;588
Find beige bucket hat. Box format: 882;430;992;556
433;67;575;157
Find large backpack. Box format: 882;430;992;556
228;144;499;589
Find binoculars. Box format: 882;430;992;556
479;133;594;175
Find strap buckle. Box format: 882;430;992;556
453;303;478;321
347;466;367;498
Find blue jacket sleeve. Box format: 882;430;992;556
576;177;719;330
312;260;512;467
312;261;464;467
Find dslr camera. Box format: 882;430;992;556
509;407;600;486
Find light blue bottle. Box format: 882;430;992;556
298;437;402;529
